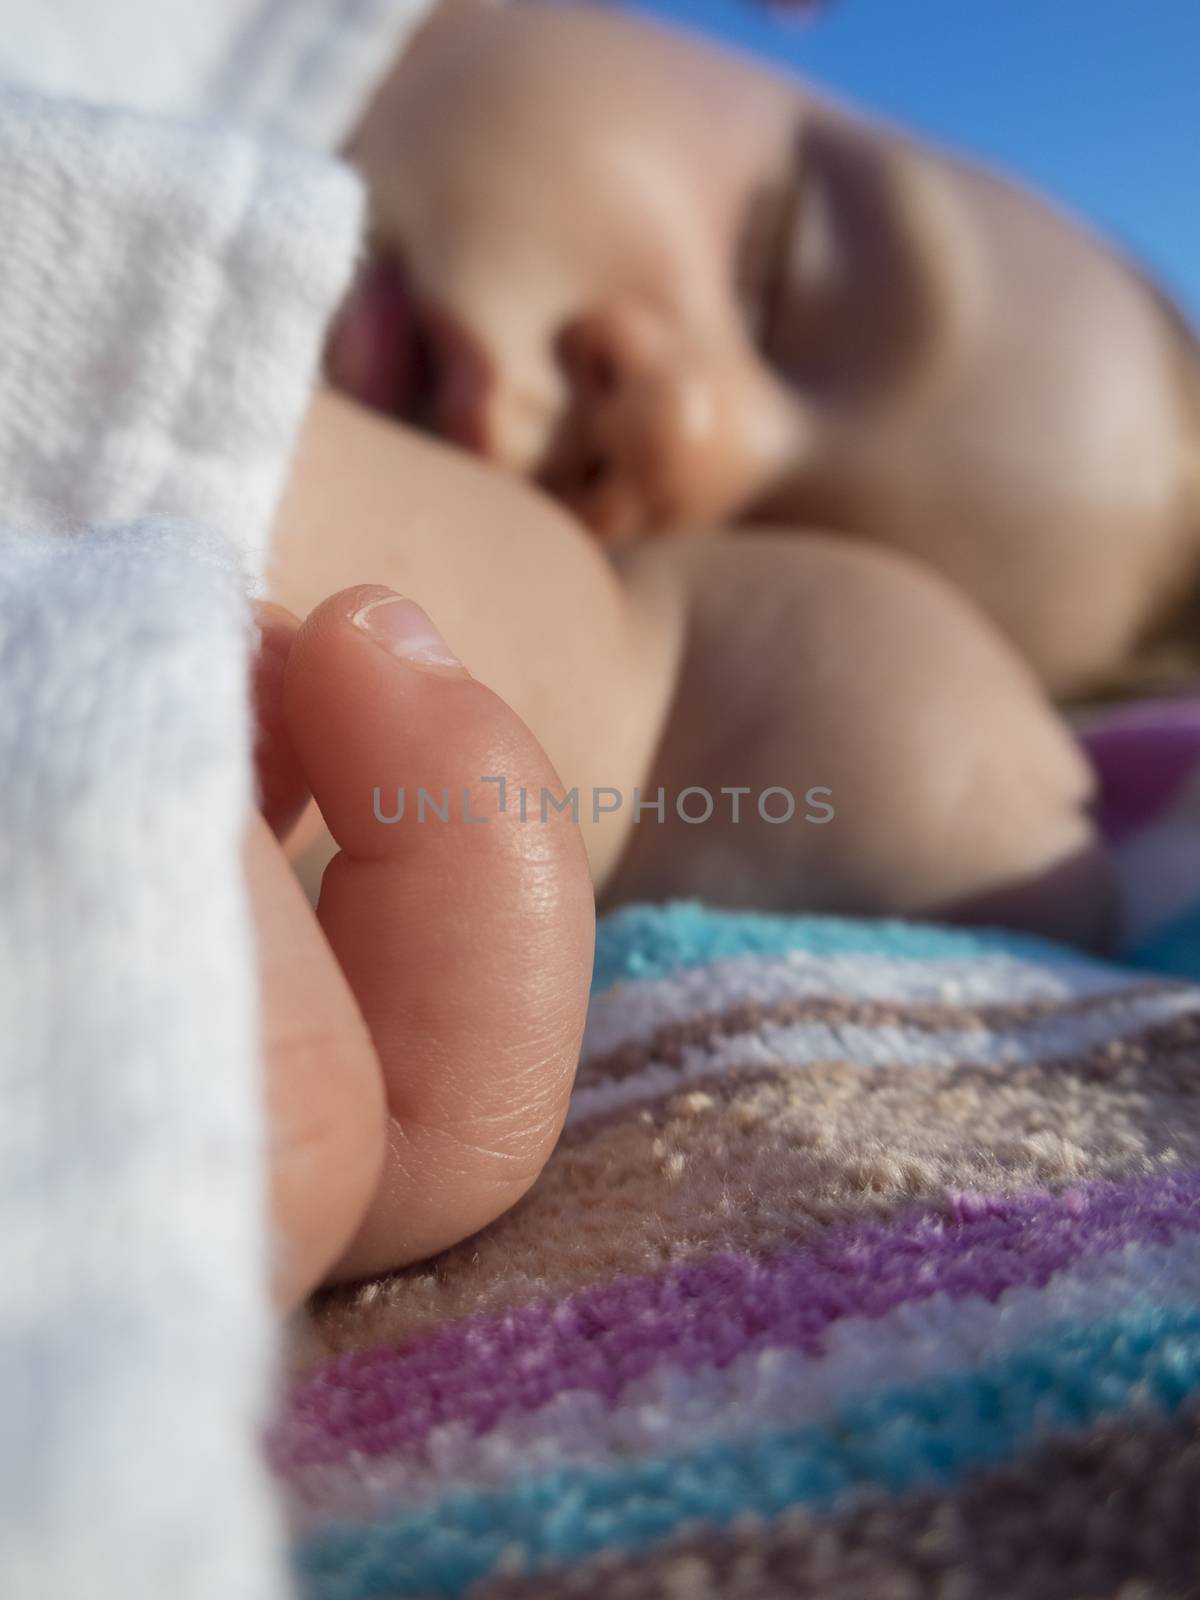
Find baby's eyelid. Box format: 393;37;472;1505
763;156;815;350
732;188;779;340
732;152;810;351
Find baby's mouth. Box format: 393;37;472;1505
325;255;491;453
326;255;420;418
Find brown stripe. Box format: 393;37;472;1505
299;1011;1200;1364
567;1004;1200;1141
579;980;1186;1087
470;1405;1200;1600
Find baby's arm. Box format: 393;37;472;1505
270;389;682;891
272;393;1113;949
609;531;1115;949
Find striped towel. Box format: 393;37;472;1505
273;904;1200;1599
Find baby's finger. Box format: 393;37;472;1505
251;601;310;840
283;585;594;1280
245;811;385;1309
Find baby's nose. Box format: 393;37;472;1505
542;302;725;542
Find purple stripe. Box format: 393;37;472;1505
1082;714;1200;842
269;1170;1200;1473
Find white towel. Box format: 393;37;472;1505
0;5;435;1591
0;84;364;578
0;522;283;1600
0;0;437;150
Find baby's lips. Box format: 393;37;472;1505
326;255;416;416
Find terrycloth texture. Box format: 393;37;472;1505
274;904;1200;1599
0;82;363;579
0;523;281;1598
1079;692;1200;980
0;0;436;149
0;54;370;1599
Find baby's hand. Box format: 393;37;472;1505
248;586;594;1308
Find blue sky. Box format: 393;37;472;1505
624;0;1200;324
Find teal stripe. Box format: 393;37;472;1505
295;1305;1200;1598
1129;904;1200;984
592;901;1120;995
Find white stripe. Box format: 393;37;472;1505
570;985;1200;1127
282;1233;1200;1525
582;950;1162;1063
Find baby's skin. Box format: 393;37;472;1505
264;393;1109;1302
340;2;1200;702
251;577;593;1308
271;390;1111;949
264;1;1190;1291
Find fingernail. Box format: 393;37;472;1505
350;588;469;676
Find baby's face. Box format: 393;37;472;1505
342;4;1195;682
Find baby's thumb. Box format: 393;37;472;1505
284;585;595;1281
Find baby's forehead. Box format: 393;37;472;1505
416;4;783;106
